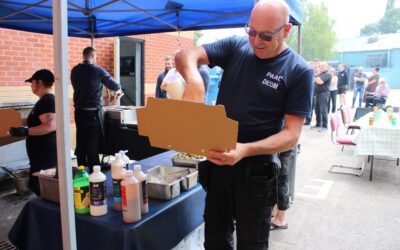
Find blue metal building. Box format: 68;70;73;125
331;33;400;89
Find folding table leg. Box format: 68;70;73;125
369;155;374;181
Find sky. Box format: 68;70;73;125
199;0;396;45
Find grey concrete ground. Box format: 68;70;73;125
1;90;400;249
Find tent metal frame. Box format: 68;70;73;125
0;1;303;249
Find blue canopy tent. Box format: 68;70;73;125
0;0;302;38
0;1;303;249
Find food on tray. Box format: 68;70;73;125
174;153;206;161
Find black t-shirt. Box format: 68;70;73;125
315;71;331;94
71;61;120;108
337;70;348;87
203;36;313;143
28;94;55;127
26;93;57;170
27;93;56;141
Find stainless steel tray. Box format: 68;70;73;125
147;165;198;200
171;153;207;169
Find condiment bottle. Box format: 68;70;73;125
89;165;107;216
111;153;126;211
133;165;149;214
121;170;141;223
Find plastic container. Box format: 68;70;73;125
111;153;126;211
133;165;149;214
13;169;30;196
89;165;107;216
119;150;130;169
164;68;186;100
121;170;141;223
32;168;59;203
73;166;90;214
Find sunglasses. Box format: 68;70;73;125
244;24;286;41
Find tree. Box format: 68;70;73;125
287;1;336;61
378;8;400;33
360;0;400;35
194;31;203;46
360;23;379;36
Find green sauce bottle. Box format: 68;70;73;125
73;166;90;214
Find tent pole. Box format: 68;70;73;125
52;0;77;249
297;24;302;55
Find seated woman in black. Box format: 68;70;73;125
10;69;57;196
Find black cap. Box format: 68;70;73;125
25;69;54;86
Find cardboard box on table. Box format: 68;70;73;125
0;109;25;146
136;98;238;156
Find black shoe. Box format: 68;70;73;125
304;121;311;125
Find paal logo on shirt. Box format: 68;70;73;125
261;72;283;90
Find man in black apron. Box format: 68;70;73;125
71;47;120;169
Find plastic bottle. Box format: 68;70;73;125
121;170;141;223
73;165;90;214
133;164;149;214
89;165;107;216
111;153;126;211
119;150;130;169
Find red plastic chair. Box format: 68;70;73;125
328;114;364;176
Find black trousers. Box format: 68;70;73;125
202;156;279;250
328;90;338;113
305;95;316;123
277;148;294;211
315;92;330;128
366;96;387;107
74;109;103;169
26;136;57;196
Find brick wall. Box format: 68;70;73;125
0;28;194;103
0;28;194;148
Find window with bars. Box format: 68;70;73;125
366;53;388;67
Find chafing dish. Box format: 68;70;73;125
146;165;198;200
104;106;141;125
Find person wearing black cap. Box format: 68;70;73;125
71;47;120;169
9;69;57;196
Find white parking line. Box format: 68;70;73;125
295;179;333;200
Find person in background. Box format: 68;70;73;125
270;147;295;230
198;64;210;95
155;55;173;98
71;47;121;169
328;68;338;113
337;63;348;110
304;61;319;125
363;67;379;105
365;78;390;107
312;62;331;132
352;66;367;108
174;0;314;248
161;51;210;101
9;69;57;196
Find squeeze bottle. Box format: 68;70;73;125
133;165;149;214
119;150;130;169
121;170;141;223
89;165;107;216
111;153;126;211
73;166;90;214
